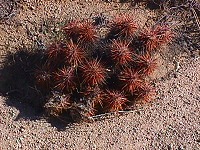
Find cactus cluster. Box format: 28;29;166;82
34;14;173;122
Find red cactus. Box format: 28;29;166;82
47;43;65;61
63;20;81;38
134;53;157;76
105;90;128;112
119;68;143;94
109;14;138;38
141;25;173;51
135;83;156;103
81;59;106;86
54;67;77;93
35;63;52;90
64;40;86;67
79;20;97;43
32;16;165;123
110;40;133;66
63;20;97;43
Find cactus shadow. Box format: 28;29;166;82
0;48;72;129
0;49;46;116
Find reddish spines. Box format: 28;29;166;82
81;59;107;86
63;21;81;39
119;68;143;94
79;21;97;43
105;90;128;112
64;40;85;67
109;14;138;38
135;53;157;76
64;20;97;44
141;25;173;51
54;67;77;93
47;43;61;59
110;40;133;66
32;16;168;122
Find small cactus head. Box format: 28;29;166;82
78;20;98;44
54;67;77;93
63;20;81;41
134;53;157;76
118;68;143;94
47;43;66;64
64;20;97;44
110;40;133;66
104;90;128;112
64;40;86;67
141;25;173;51
108;14;138;39
81;59;107;86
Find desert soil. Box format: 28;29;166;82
0;0;199;150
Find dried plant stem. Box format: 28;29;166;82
88;109;142;120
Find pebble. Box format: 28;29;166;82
29;6;35;10
19;126;25;132
167;144;172;150
178;145;184;150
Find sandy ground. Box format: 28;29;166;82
0;0;200;149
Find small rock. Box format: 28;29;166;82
54;28;60;32
19;126;25;132
29;6;35;10
167;144;172;150
178;145;184;150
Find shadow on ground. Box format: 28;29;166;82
0;48;72;130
